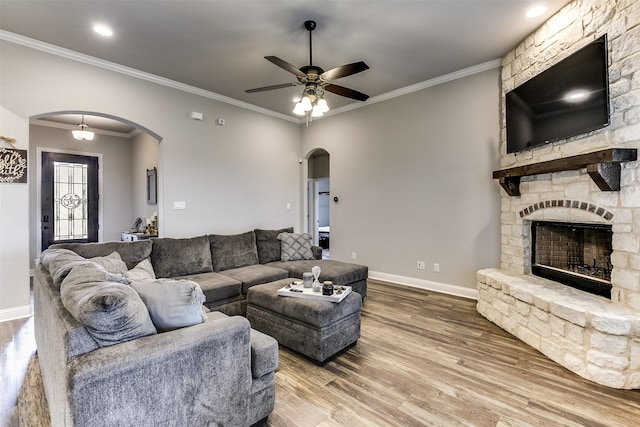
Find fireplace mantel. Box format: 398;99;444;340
493;148;637;196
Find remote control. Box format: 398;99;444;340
290;288;303;293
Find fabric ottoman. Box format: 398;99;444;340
266;260;368;299
246;279;362;363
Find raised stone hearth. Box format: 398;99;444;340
477;269;640;389
478;0;640;389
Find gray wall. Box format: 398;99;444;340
303;68;503;290
0;40;301;316
28;125;135;265
131;131;160;225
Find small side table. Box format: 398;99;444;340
120;232;156;241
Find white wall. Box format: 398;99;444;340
0;40;302;320
28;125;135;265
302;68;503;293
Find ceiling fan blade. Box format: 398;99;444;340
324;84;369;101
265;56;306;78
245;82;300;93
321;61;369;81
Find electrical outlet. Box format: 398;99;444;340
434;263;440;272
417;261;425;270
352;252;357;260
173;201;186;210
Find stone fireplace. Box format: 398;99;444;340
477;0;640;389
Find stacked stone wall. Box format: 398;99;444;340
498;0;640;310
479;0;640;389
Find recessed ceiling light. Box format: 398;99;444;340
526;5;548;18
93;24;113;37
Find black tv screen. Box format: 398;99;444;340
506;35;610;154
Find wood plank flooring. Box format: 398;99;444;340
266;280;640;427
2;280;640;426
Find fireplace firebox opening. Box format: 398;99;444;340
531;221;612;299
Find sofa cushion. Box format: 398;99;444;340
254;227;293;264
209;231;259;272
277;232;314;261
219;264;290;294
176;271;242;302
150;235;213;278
61;263;156;347
131;279;207;332
50;240;153;269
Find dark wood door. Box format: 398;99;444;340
41;152;99;250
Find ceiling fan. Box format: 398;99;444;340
246;20;370;115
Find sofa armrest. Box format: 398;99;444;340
67;316;252;427
250;329;278;378
312;245;323;260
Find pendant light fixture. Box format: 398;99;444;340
72;115;95;141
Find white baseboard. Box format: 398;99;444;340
0;305;33;323
369;271;478;300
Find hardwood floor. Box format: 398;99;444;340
1;280;639;426
267;280;640;427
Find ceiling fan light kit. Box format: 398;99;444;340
246;20;370;125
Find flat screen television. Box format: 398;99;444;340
506;35;610;154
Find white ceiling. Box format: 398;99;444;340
1;0;573;127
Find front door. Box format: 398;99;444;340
41;152;99;250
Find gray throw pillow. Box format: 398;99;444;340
61;263;156;347
209;231;259;272
124;258;156;282
254;227;294;264
89;251;128;274
277;232;314;261
131;279;207;332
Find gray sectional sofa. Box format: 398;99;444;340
34;227;367;426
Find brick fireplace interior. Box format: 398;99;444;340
531;221;612;298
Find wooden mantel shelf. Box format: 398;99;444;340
493;148;637;196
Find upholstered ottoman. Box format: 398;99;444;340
246;279;362;363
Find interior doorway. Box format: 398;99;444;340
307;149;330;259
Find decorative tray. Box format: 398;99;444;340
277;282;352;303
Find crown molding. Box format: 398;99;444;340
2;30;500;126
0;30;299;124
324;58;502;118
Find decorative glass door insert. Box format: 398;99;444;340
41;152;99;250
54;161;88;240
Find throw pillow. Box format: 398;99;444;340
209;231;259;272
49;240;153;269
131;279;207;332
61;263;156;347
89;251;128;274
254;227;294;264
277;232;314;261
124;258;156;282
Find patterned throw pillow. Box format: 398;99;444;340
277;232;314;261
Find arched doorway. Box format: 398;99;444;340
307;149;330;259
29;111;161;264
